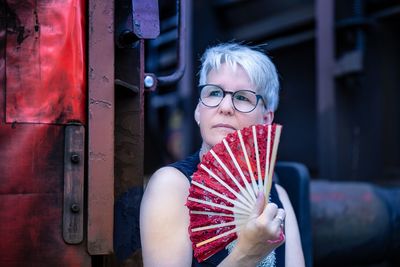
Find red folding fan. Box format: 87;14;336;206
186;123;282;262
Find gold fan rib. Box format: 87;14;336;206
196;227;239;247
223;136;257;205
192;220;245;232
187;197;250;216
190;211;235;217
192;181;252;213
190;211;248;222
253;125;263;193
265;125;282;199
237;130;258;201
264;125;272;198
210;149;254;205
200;163;252;210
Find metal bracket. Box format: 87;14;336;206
63;123;85;244
132;0;160;39
334;49;364;77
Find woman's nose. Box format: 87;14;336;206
218;94;234;114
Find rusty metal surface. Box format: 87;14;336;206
5;0;86;124
63;124;85;244
0;124;91;267
114;21;145;194
311;181;400;266
112;0;150;264
113;40;145;262
1;2;6;120
88;0;115;255
316;0;337;180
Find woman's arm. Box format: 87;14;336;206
276;184;305;267
140;167;192;266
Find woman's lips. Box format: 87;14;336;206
212;124;236;131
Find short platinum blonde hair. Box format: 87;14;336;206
199;42;280;112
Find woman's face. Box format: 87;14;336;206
195;63;273;149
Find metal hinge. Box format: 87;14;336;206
63;123;85;244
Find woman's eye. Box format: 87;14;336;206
235;94;250;102
209;90;222;97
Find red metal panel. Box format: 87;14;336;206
0;124;91;267
5;0;86;124
0;124;63;194
0;2;5;121
0;1;91;266
88;0;115;255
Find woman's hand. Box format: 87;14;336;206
219;192;285;266
237;192;286;258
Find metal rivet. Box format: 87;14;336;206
71;153;80;164
71;203;80;213
144;75;155;88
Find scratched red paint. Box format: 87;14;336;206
0;0;90;266
5;0;86;124
0;124;62;194
0;125;91;266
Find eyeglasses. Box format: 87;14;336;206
199;84;265;113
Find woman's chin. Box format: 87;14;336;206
208;131;235;147
218;127;236;136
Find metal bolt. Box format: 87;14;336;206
70;203;80;213
70;153;80;164
144;75;155;88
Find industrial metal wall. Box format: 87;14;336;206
0;0;90;266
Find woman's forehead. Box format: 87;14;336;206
206;63;256;89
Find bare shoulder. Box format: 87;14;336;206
141;166;190;214
144;166;190;197
140;166;193;265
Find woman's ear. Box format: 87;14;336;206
263;111;274;125
194;103;200;125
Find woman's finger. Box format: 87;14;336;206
274;208;286;228
249;192;266;220
262;202;278;222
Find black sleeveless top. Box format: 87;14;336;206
170;151;285;267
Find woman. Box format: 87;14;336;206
140;43;305;266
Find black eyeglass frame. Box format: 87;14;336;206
198;84;266;113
